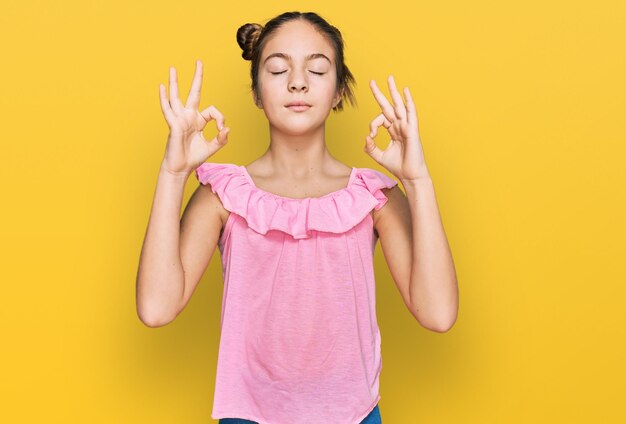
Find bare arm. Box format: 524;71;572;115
403;175;457;332
135;164;226;327
375;179;458;333
135;60;230;327
135;165;189;327
365;75;458;332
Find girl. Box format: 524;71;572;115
136;11;458;424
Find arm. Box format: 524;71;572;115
374;179;458;333
136;60;230;327
365;74;458;332
135;164;225;327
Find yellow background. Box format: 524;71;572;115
2;0;624;422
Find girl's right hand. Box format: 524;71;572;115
159;60;230;176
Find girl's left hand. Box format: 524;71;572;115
364;75;430;181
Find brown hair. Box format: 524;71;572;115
236;11;357;112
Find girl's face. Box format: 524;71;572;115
254;20;343;135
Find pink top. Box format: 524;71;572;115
195;162;398;424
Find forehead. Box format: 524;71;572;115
261;20;335;63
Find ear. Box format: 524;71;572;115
332;87;344;109
252;90;263;109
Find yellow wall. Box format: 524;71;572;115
2;0;624;422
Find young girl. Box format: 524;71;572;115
137;11;458;424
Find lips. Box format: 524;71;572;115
285;101;311;112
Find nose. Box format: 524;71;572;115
288;70;308;93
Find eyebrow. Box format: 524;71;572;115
263;53;331;64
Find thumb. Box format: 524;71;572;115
215;126;230;146
363;134;384;163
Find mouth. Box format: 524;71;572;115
285;102;312;112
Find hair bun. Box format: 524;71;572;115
236;23;263;61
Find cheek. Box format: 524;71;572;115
258;79;281;102
317;76;339;97
322;85;339;105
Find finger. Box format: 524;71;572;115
159;83;176;125
368;113;393;138
215;126;230;147
169;66;184;114
369;79;397;125
370;112;402;142
364;134;385;163
387;75;407;121
185;60;203;110
403;86;419;130
199;105;225;130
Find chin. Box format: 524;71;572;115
276;120;322;136
279;125;318;136
265;112;321;134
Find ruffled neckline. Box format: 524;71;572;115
195;162;397;239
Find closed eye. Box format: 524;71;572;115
269;71;326;75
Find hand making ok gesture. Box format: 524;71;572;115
159;60;230;176
364;75;430;181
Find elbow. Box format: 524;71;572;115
136;276;183;328
428;320;455;333
138;313;172;328
137;308;175;328
426;313;458;333
136;298;179;328
411;280;459;333
413;308;457;333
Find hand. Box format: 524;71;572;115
364;75;429;181
159;60;230;176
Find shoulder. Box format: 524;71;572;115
363;165;403;221
354;166;399;203
372;184;409;234
192;162;236;227
196;183;230;225
350;166;400;228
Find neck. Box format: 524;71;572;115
259;123;336;176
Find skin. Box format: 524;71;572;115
136;19;458;333
365;77;459;332
246;19;349;197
